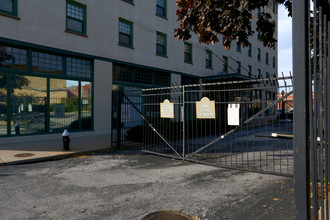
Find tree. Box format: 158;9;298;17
175;0;292;49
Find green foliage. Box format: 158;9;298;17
175;0;292;49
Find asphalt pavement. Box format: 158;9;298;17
0;153;294;220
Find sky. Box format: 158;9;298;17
278;5;292;76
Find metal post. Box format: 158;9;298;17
116;91;122;149
182;85;185;160
292;0;310;219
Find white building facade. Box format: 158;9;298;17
0;0;277;138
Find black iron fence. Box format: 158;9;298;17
293;0;330;219
113;76;294;177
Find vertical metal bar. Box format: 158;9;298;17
116;91;122;149
292;0;310;219
318;7;325;219
182;85;185;160
326;18;330;220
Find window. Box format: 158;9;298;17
223;56;228;72
248;44;252;57
257;48;261;61
273;0;277;13
257;8;261;18
266;72;269;83
32;51;63;74
0;45;27;70
0;0;17;16
66;0;86;35
258;69;261;78
236;43;241;53
236;61;241;74
257;30;261;40
273;42;276;50
184;42;192;63
266;52;269;65
156;0;166;18
273;56;276;68
206;50;212;68
122;0;134;4
119;18;133;47
66;57;92;78
156;32;167;56
248;65;252;77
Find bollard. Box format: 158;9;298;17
14;122;20;135
62;129;70;151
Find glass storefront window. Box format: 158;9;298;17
50;79;79;132
32;51;63;74
0;45;27;70
0;73;7;136
81;81;92;130
10;75;47;135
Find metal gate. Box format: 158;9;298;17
115;76;294;177
293;0;330;219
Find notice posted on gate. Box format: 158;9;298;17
196;97;216;119
227;103;240;126
160;99;174;118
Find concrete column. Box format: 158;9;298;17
93;60;112;132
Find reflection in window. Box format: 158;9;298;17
0;73;7;136
0;45;27;70
32;51;63;74
66;57;92;78
11;75;47;135
81;81;92;130
0;0;16;16
50;79;79;132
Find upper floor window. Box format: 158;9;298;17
248;65;252;77
0;0;17;17
266;52;269;65
122;0;134;4
236;43;241;53
257;48;261;61
206;50;212;69
119;18;133;47
223;56;228;73
273;56;276;68
156;0;167;18
156;32;167;56
236;61;241;74
257;69;261;78
66;0;86;35
248;44;252;57
184;42;192;63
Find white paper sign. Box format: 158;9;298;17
227;103;240;126
160;99;174;118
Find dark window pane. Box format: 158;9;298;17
67;18;83;33
119;33;130;45
0;45;27;70
156;6;164;16
0;0;13;13
156;44;165;55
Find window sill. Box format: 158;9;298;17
184;61;193;65
122;0;135;6
65;30;88;38
0;12;20;20
155;14;168;20
156;53;168;58
118;43;134;49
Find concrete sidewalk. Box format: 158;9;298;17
0;132;113;165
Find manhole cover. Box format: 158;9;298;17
141;210;195;220
15;153;35;158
